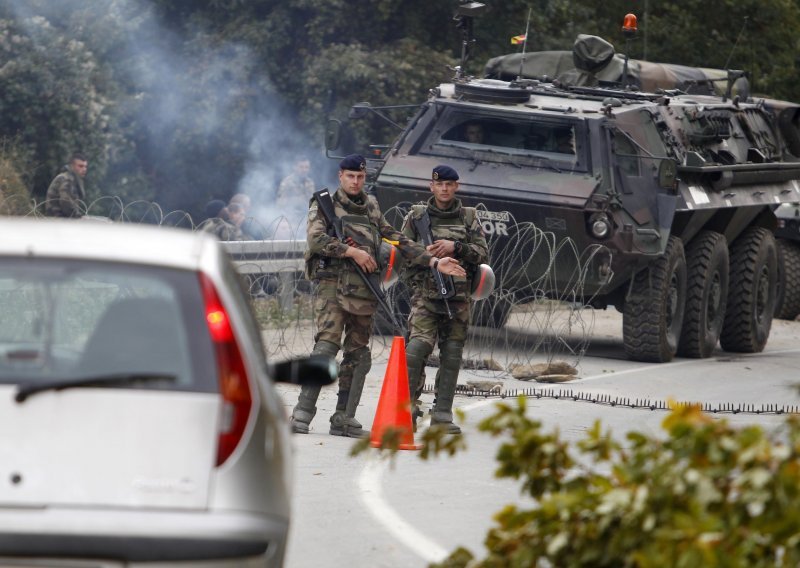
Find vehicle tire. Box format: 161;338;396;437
471;295;513;328
677;231;729;358
623;236;687;362
720;227;777;353
774;239;800;320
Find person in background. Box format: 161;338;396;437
44;152;88;218
276;156;315;204
463;122;485;145
198;199;245;241
229;193;263;239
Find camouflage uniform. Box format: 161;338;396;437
276;173;315;203
292;186;433;437
198;217;246;241
44;167;85;218
401;196;489;433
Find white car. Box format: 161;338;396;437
0;218;333;567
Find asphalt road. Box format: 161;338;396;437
276;312;800;568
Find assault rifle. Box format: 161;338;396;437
412;211;455;319
313;188;404;334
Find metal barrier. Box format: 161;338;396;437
220;239;306;310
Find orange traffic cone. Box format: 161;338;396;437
370;336;421;450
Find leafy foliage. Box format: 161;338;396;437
432;398;800;567
1;0;800;213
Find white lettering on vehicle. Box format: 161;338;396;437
477;210;510;236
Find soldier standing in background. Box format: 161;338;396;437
401;165;489;434
44;152;88;218
276;156;315;204
292;154;466;438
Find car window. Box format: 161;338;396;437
0;259;216;392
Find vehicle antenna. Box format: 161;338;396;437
516;7;532;81
723;16;749;70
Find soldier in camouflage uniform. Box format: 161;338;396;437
401;165;489;434
44;152;88;218
292;154;466;438
198;199;246;241
276;156;315;204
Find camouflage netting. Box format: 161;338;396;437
484;34;750;97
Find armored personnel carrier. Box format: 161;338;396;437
325;7;800;362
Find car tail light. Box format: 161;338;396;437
199;273;253;466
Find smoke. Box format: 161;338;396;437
0;0;336;224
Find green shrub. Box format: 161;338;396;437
432;398;800;567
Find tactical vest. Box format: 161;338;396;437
408;203;477;302
305;192;382;302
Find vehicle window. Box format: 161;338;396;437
423;107;585;170
614;131;641;176
0;259;216;392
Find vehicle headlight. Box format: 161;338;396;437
589;214;612;239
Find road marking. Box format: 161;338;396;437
357;457;449;564
358;346;800;561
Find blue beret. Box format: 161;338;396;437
432;165;459;181
339;154;367;172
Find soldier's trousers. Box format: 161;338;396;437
406;298;469;401
313;279;374;392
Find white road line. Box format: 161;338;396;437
357;346;800;561
357;457;449;564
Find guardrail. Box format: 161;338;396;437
219;239;306;274
220;239;307;309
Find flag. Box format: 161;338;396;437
511;34;527;45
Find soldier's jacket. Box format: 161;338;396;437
401;197;489;303
198;217;246;241
44;167;85;218
305;187;433;315
276;173;315;203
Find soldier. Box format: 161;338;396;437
276;156;315;204
292;154;465;438
198;199;246;241
401;165;489;434
44;152;88;218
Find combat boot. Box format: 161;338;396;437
330;347;370;438
291;340;339;434
405;339;433;432
430;340;463;435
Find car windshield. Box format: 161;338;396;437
0;258;216;393
419;106;587;171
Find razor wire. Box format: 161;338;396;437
10;196;612;372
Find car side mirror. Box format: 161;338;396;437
271;355;337;386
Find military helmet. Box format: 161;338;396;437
379;240;400;288
471;263;496;300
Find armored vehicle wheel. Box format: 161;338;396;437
774;239;800;320
472;295;513;328
623;236;687;362
677;231;729;358
720;227;777;353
